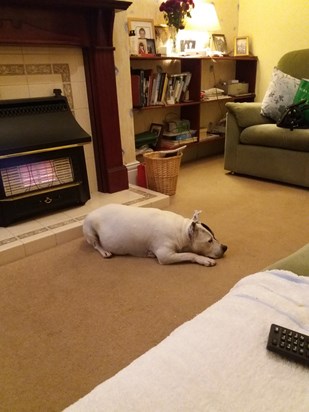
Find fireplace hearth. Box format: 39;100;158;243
0;92;91;226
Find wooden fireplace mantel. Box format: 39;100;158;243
0;0;132;193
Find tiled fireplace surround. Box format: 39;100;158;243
0;46;169;266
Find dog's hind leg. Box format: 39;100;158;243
84;232;112;258
93;241;113;258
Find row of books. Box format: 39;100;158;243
131;69;192;108
159;129;198;149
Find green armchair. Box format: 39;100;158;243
224;49;309;188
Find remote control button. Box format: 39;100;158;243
267;324;309;367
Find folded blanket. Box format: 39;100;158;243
64;270;309;412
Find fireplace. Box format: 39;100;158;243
0;0;132;193
0;91;91;226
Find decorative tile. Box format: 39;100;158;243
53;63;71;82
0;64;25;75
0;62;73;107
25;64;52;75
0;186;169;266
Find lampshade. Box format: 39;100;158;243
186;1;221;32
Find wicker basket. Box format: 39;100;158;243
143;151;183;195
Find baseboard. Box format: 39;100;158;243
126;160;140;185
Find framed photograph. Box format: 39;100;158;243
234;36;249;56
212;34;228;54
128;18;155;40
149;123;163;139
137;38;147;55
180;40;196;53
146;39;156;55
155;25;170;48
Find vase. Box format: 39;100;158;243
169;26;178;55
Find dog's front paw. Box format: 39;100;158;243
100;250;112;258
197;256;216;266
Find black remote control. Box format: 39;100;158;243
267;324;309;367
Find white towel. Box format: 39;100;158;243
64;270;309;412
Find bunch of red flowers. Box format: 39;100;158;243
159;0;195;31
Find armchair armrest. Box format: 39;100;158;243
224;102;274;172
225;102;273;128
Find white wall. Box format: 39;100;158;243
238;0;309;100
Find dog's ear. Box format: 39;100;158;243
192;210;202;223
188;221;196;240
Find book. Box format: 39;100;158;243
135;131;158;148
162;130;193;140
160;136;197;148
131;68;152;107
157;72;167;104
165;72;192;103
160;74;169;104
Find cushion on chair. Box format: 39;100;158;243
261;67;300;122
240;124;309;151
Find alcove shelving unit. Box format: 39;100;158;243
130;54;257;161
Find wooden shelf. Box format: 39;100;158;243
130;55;257;160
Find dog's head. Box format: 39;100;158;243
188;211;227;259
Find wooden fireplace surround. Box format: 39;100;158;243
0;0;132;193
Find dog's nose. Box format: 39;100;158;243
222;244;228;253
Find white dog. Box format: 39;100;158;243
83;204;227;266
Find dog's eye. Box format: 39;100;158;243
208;238;213;243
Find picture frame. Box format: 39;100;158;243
128;18;155;40
154;25;170;49
149;123;163;140
146;38;156;55
180;40;196;53
234;36;249;56
137;38;148;55
212;34;228;54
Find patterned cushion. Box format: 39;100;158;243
261;67;300;121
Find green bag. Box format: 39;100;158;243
293;79;309;124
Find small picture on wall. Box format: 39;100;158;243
234;36;249;56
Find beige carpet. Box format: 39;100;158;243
0;155;308;412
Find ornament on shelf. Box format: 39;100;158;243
159;0;195;53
